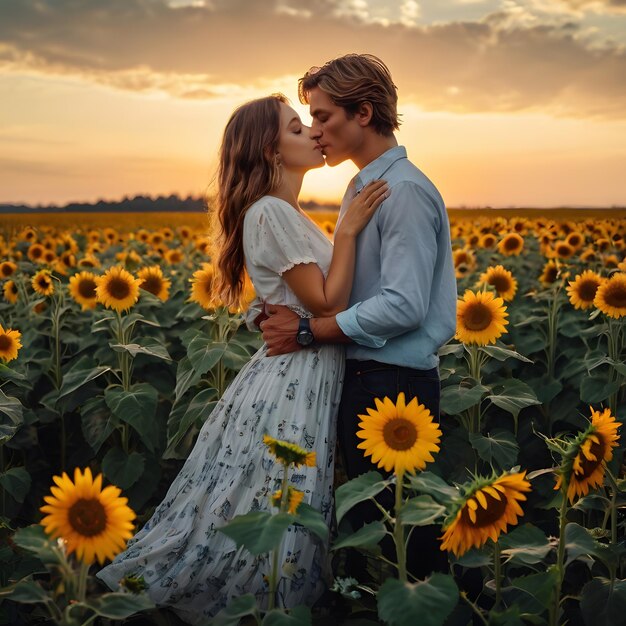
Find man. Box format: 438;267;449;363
260;54;457;579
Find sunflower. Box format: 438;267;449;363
164;248;184;265
497;233;524;257
321;221;335;237
3;280;18;304
189;264;217;310
555;408;621;503
271;487;305;514
553;241;575;259
603;254;620;269
27;243;46;263
439;471;531;557
356;392;441;475
595;238;611;253
453;249;476;278
580;248;598;263
0;325;22;362
103;228;118;244
263;435;316;468
69;271;99;311
455;289;509;346
567;270;603;310
479;233;497;249
594;272;626;318
0;261;17;279
539;260;559;286
177;226;192;241
40;467;136;565
477;265;517;301
78;254;101;269
95;266;142;312
565;231;584;250
137;266;171;301
31;269;54;296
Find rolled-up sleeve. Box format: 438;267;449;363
336;181;441;347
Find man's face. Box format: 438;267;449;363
308;87;363;167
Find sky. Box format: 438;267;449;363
1;0;626;208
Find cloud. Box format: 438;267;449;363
0;0;625;118
555;0;626;13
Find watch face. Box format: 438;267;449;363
297;330;314;346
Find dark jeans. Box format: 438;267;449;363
337;359;448;580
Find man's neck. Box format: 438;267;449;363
352;133;398;171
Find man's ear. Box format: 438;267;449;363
356;101;373;127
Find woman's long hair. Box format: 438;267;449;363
212;94;287;307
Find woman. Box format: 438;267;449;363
97;94;388;623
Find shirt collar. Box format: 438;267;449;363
353;145;407;193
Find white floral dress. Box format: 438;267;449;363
97;196;344;624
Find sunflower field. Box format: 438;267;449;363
0;208;625;626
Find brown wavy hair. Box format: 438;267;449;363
212;94;288;307
298;54;400;136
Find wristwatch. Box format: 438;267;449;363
296;317;315;347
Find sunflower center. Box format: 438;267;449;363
463;302;493;331
78;279;97;299
490;275;512;293
68;498;107;536
544;266;557;283
577;279;599;302
38;276;50;289
576;437;606;479
142;275;163;295
107;277;131;300
604;283;626;308
504;237;521;251
31;247;43;259
382;417;418;451
0;335;12;351
462;489;508;528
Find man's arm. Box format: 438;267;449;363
261;304;351;356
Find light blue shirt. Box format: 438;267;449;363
335;146;457;370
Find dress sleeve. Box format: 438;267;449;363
246;199;319;275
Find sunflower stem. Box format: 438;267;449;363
604;466;620;549
393;470;407;582
493;541;502;610
551;486;569;626
76;560;90;603
459;591;488;626
268;463;290;611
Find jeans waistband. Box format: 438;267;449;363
345;359;438;378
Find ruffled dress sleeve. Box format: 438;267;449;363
246;198;319;276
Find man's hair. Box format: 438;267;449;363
298;54;400;136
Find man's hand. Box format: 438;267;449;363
260;304;301;356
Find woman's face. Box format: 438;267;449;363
276;102;325;173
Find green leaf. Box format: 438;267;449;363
0;579;50;604
499;524;553;565
109;337;172;362
293;502;328;543
222;340;252;371
486;378;541;419
398;495;446;526
440;383;488;415
166;387;218;452
84;591;155;618
332;521;387;551
104;384;159;453
508;570;558;614
580;577;626;626
218;512;293;555
479;345;533;363
58;355;111;400
335;472;390;524
81;395;116;455
377;574;459;626
0;467;31;503
437;343;464;358
564;522;608;567
406;471;457;506
262;606;312;625
0;389;23;444
581;375;621;403
187;336;227;374
102;447;145;490
12;525;66;568
174;356;203;401
212;594;258;626
586;356;626;378
469;429;519;470
451;546;492;568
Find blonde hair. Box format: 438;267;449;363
213;94;288;307
298;54;400;136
